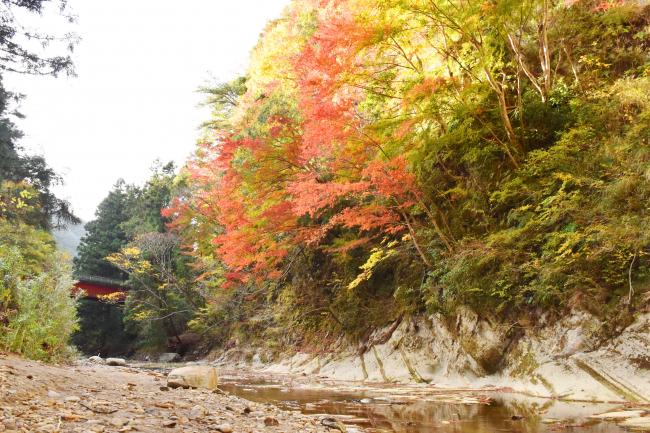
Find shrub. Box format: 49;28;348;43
0;219;79;362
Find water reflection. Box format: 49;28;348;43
130;364;629;433
217;376;628;433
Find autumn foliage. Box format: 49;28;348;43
167;0;650;339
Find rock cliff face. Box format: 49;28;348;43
214;309;650;403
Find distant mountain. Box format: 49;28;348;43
53;222;86;258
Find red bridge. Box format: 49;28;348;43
74;276;129;301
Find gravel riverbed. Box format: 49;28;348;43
0;355;355;433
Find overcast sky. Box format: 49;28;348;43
5;0;290;221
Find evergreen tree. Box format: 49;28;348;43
74;181;130;280
121;161;176;237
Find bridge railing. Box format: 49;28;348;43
73;274;131;290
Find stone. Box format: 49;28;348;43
188;405;207;420
167;366;218;390
264;416;280;426
214;423;233;433
60;412;84;421
321;417;346;431
106;358;127;367
159;353;181;363
162;420;176;428
109;418;129;427
47;390;62;399
88;356;105;365
84;420;106;433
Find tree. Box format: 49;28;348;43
121;161;176;237
0;0;80;362
0;0;78;229
108;236;195;349
109;164;200;351
74;163;202;352
74;180;130;280
0;0;76;77
199;76;247;132
167;0;650;353
0;77;78;229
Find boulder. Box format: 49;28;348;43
167;366;218;390
106;358;127;367
88;356;105;364
158;353;181;363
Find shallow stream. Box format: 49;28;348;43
137;363;636;432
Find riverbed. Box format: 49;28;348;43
136;362;640;432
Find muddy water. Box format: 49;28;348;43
216;374;631;433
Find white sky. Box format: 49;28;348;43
5;0;290;221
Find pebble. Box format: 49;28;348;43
189;405;208;420
109;417;130;427
162;419;177;428
106;358;127;367
47;390;62;399
214;423;233;433
264;416;280;426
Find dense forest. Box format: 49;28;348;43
72;0;649;357
72;163;200;355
